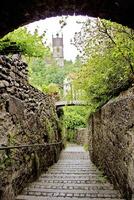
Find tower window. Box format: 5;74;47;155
57;47;60;52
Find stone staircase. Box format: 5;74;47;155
16;145;124;200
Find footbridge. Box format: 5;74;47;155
55;100;88;108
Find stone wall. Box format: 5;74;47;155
88;87;134;200
0;55;62;200
76;128;88;146
0;0;133;38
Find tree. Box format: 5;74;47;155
73;18;134;112
0;27;50;58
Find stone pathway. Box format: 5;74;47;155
16;144;124;200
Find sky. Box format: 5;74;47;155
26;16;89;61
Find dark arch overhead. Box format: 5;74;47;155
0;0;133;37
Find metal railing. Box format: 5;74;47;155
0;138;64;151
0;137;65;196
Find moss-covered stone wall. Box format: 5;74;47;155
0;55;62;200
88;87;134;200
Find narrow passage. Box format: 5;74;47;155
16;144;124;200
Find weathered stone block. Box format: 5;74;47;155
76;128;88;146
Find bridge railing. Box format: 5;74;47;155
55;100;88;108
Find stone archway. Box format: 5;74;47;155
0;0;133;37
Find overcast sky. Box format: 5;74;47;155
26;16;88;61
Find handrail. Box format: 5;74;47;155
0;138;64;151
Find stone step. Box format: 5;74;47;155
51;164;95;167
46;166;97;170
19;191;122;198
40;174;101;178
28;181;114;189
49;162;94;165
27;182;113;189
52;164;96;167
16;195;124;200
52;162;94;165
51;166;95;169
48;172;100;175
38;176;106;181
22;188;120;196
36;179;112;184
48;170;100;173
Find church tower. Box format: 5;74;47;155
52;33;64;67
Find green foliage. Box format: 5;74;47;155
7;132;16;145
63;106;89;142
27;53;88;140
63;106;88;130
73;18;134;113
44;117;54;142
42;83;59;94
83;144;89;151
28;56;82;96
97;174;108;183
0;27;50;57
26;48;85;141
66;130;76;143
